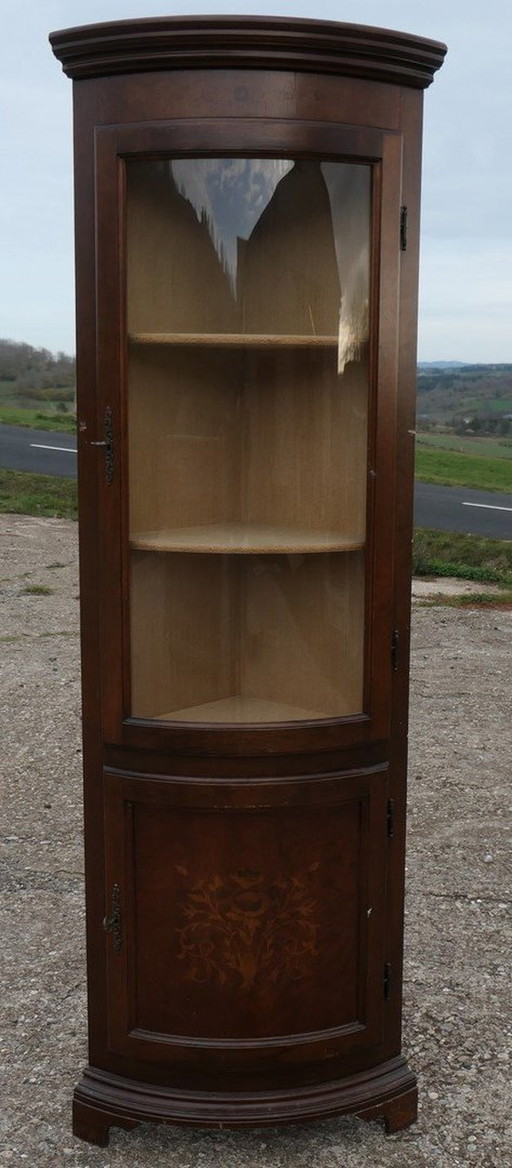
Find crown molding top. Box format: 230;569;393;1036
49;15;446;88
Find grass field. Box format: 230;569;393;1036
417;433;512;460
412;528;512;586
0;406;76;433
415;445;512;493
0;469;78;520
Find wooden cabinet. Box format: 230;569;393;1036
50;16;445;1146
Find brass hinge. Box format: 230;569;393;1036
90;406;114;484
387;798;395;838
400;205;408;251
391;629;399;671
103;883;121;953
384;962;392;1001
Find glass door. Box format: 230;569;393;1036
126;157;371;724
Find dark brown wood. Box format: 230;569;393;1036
49;15;446;88
73;1056;416;1140
93;116;399;758
50;15;444;1146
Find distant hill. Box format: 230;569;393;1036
0;338;75;392
418;361;467;370
416;363;512;434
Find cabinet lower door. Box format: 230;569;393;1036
103;768;388;1082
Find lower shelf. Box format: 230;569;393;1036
157;694;328;722
130;549;366;720
131;524;364;554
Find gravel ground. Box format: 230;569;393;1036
1;514;510;1167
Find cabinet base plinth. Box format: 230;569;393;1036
72;1058;417;1145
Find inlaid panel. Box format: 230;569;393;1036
104;768;388;1063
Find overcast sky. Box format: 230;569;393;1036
1;0;511;361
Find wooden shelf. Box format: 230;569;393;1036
129;331;338;348
157;694;329;723
130;524;364;554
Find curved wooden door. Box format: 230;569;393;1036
103;766;389;1082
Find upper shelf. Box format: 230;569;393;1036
130;523;365;554
129;332;338;349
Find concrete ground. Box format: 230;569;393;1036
1;514;510;1167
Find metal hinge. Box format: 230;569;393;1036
103;883;121;953
90;406;114;484
384;962;392;1001
391;629;399;671
387;798;395;838
400;205;408;251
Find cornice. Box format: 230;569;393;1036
49;15;446;89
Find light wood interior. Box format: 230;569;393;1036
130;552;365;720
128;347;368;541
127;158;369;723
129;333;338;348
126;159;342;337
131;525;364;554
157;696;329;723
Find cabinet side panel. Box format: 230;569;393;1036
128;348;240;533
130;553;238;717
385;87;425;1050
72;90;109;1063
126;160;238;334
242;552;365;716
243;353;367;537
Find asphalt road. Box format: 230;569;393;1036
414;480;512;540
1;423;511;539
0;423;77;478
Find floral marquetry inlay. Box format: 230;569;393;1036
174;865;321;991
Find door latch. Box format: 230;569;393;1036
103;883;121;952
90;406;114;484
400;205;408;251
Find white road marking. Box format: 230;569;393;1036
462;501;512;513
30;443;77;454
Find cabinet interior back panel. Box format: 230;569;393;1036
128;349;367;539
130;551;365;720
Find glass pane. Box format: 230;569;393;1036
126;158;371;722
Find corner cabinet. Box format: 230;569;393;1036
50;16;445;1146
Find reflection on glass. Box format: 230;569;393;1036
126;158;371;723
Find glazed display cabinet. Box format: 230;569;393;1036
50;16;445;1146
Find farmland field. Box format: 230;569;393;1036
416;433;512;460
414;445;512;493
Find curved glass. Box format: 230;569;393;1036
126;158;371;722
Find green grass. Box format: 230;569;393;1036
462;396;512;415
22;583;54;596
421;590;512;608
0;469;78;519
0;406;76;433
415;445;512;492
413;528;512;586
417;434;512;460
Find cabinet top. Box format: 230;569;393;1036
49;14;446;88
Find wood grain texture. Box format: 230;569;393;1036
50;15;446;88
130;552;365;721
130;526;364;554
72;1057;417;1139
51;13;444;1142
129;333;339;348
